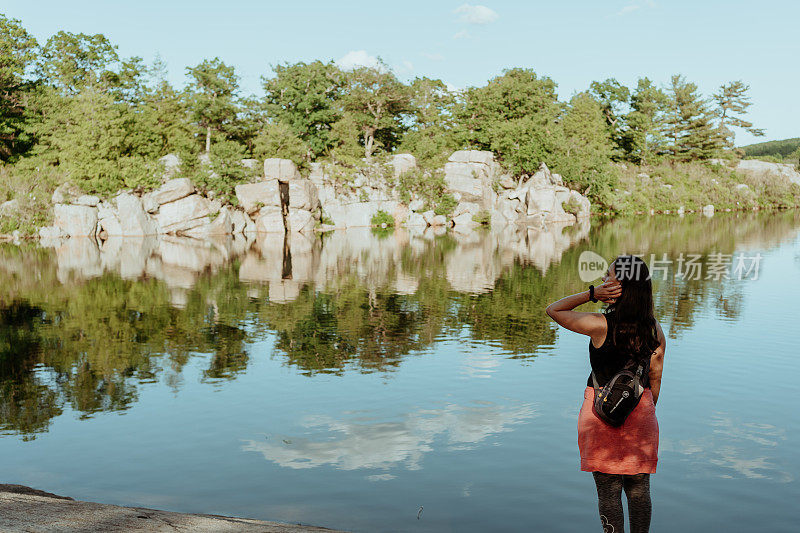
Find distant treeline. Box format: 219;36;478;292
0;12;781;229
741;138;800;161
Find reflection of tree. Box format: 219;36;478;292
261;280;449;375
585;212;800;337
0;301;62;439
0;264;257;437
1;210;798;438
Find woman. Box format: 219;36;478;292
546;255;666;533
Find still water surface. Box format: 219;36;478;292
1;213;799;532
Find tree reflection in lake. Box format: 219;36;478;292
0;211;799;438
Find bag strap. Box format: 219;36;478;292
591;370;600;391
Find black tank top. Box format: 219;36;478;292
587;312;651;388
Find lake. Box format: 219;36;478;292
1;212;798;532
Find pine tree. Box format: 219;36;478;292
714;80;764;148
186;58;239;153
664;75;723;161
621;78;668;165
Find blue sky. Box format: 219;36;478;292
4;0;797;145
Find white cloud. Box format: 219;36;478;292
241;401;536;472
336;50;383;71
422;52;445;61
454;4;499;25
615;1;657;16
453;29;470;40
618;4;640;15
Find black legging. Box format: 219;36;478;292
592;471;651;533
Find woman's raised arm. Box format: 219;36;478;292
545;282;621;340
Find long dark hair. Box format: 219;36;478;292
606;255;660;362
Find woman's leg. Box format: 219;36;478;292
592;471;625;532
622;473;651;533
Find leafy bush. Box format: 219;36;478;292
433;193;457;216
0;162;59;236
370;209;395;227
562;197;582;216
395;167;456;215
253;122;310;171
472;210;491;225
180;141;255;204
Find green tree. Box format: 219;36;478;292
714;80;764;148
37;31;119;94
253;122;309;168
0;15;38;160
664;75;723;161
552;92;615;197
186;58;239;153
138;58;195;156
621;77;668;164
455;68;561;151
337;62;411;160
398;77;458;168
589;78;630;156
262;61;344;158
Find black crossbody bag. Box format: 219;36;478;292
591;356;649;427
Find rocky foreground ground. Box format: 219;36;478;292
0;485;343;533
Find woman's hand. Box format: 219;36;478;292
594;280;622;303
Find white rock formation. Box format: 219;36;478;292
390;153;417;178
53;204;98;237
150;177;194;205
737;159;800;185
155;194;212;234
264;158;301;182
115;193;159;236
235;180;282;215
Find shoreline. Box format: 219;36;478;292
1;205;796;243
0;484;344;533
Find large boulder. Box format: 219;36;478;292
235;180;282;215
288;179;320;211
737;159;800;185
444;150;501;206
184;207;234;238
38;225;67;239
254;206;285;233
53;204;98;237
286;208;315;234
390;153;417;178
51;183;81;204
115;193;159;236
322;200;398;229
155;194;212;234
151;177;194;205
229;209;254;234
568;190;591;218
520;162;560;189
451;212;478;232
264;158;301;182
526;188;557;215
74;195;100;207
96;201;123;237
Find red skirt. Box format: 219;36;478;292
578;385;659;474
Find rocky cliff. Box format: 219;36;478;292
38;151;591;241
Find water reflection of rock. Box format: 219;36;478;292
40;220;592;302
241;401;536;471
